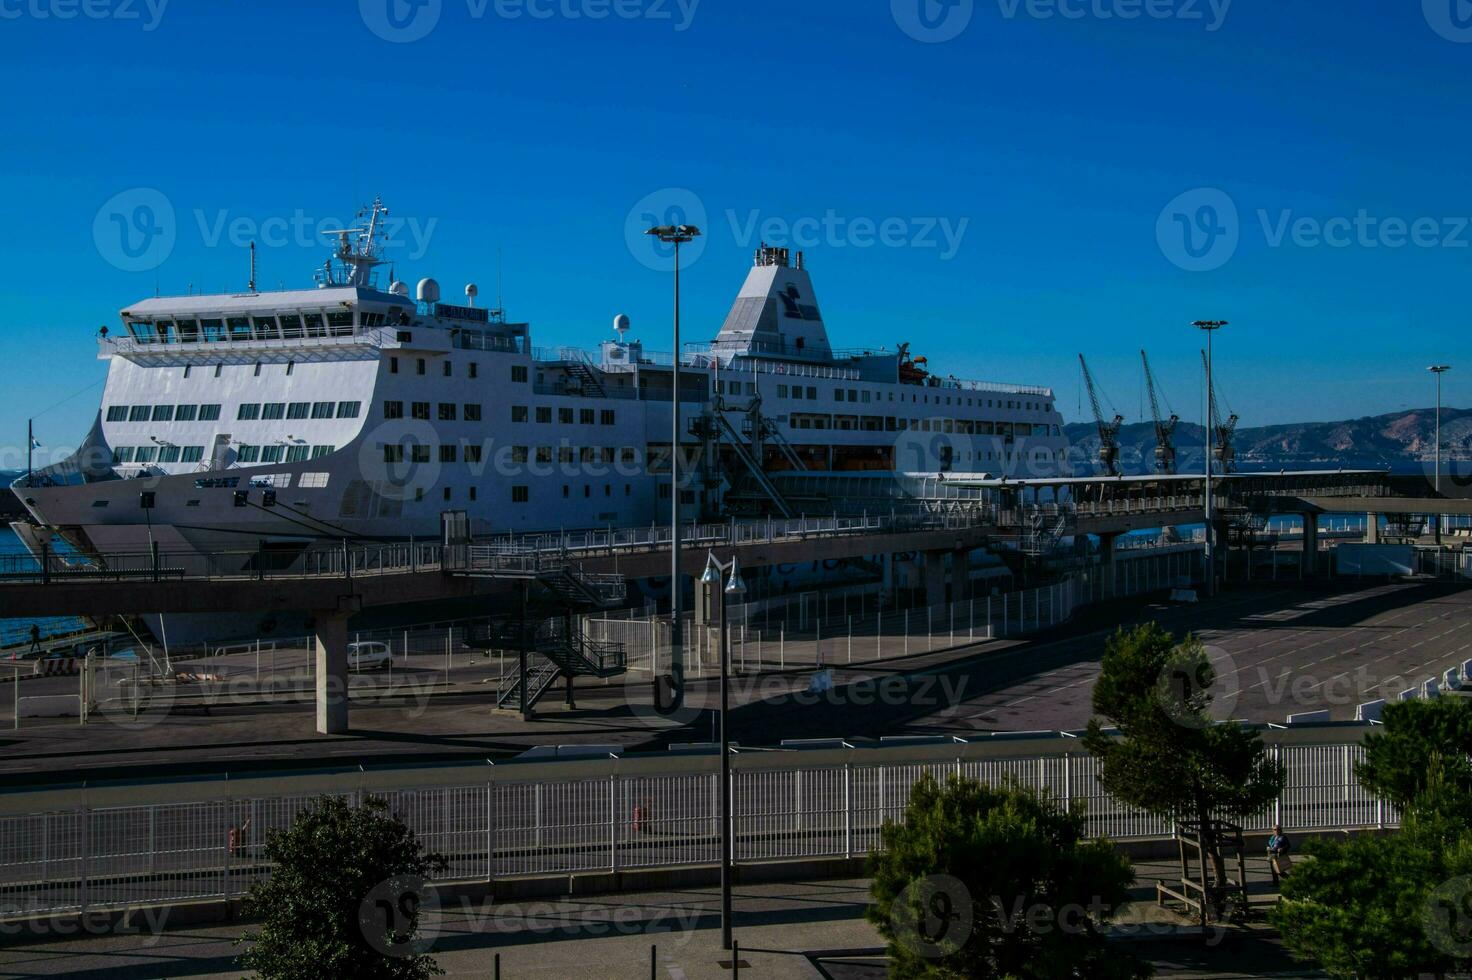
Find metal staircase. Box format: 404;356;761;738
539;566;627;608
703;410;796;518
556;348;607;398
482;618;629;711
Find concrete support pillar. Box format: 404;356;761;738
1302;514;1320;578
1098;533;1119;599
951;548;969;604
314;613;350;735
923;550;946;609
1365;513;1380;545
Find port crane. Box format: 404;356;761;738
1141;350;1179;474
1079;354;1124;476
1201;349;1239;473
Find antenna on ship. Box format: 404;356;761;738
248;240;257;293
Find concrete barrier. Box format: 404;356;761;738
31;658;76;677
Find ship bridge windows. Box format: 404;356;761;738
227;317;252;341
175;320;199;343
252;317;280;340
304;313;327;338
327;311;355;336
200;319;225;342
280;314;304;339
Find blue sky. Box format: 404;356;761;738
2;0;1471;464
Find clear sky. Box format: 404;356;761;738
2;0;1469;466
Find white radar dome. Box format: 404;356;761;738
613;313;631;336
416;278;440;304
465;283;478;306
389;280;409;296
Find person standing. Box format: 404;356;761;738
1267;824;1292;885
27;625;41;659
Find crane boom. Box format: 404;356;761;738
1141;350;1179;474
1079;354;1124;476
1201;349;1239;473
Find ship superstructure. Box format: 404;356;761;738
12;202;1069;565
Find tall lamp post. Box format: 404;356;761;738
701;551;746;952
647;224;701;711
1193;320;1227;597
1429;364;1451;543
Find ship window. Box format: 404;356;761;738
176;320;199;343
91;499;109;508
384;401;404;419
285;362;294;376
536;407;551;423
237;404;261;420
129;406;151;422
200;319;225;342
416;358;426;375
113;447;134;463
303;313;327;338
410;445;430;463
106;406;129;422
262;403;286;420
382;445;404;463
415;487;424;502
559;447;575;464
464;444;483;463
620;448;635;464
438;403;456;421
835;390;844;402
158;446;181;463
254;363;262;377
443;360;452;377
584;486;591;498
152;405;174;422
411;401;430;420
135;446;157;463
175;404;196;421
511;365;527;383
287;402;311;420
579;409;594;425
279;314;303;339
536;447;552;464
327;311;355;336
126;321;157;343
181;446;204;463
464;403;481;421
513;486;529;503
199;404;221;421
470;362;479;379
390;357;399;374
286;445;311;463
469;487;477;501
511;446;528;463
311;445;334;458
227;317;252;341
560;408;574;424
562;485;570;498
252;317;280;340
311;401;335;419
261;446;283;463
439;444;457;463
443;487;452;501
777;385;788;398
511;406;528;423
806;387;817;399
601;410;615;425
336;401;361;418
186;499;200;507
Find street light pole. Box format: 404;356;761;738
1194;320;1227;598
648;224;701;711
702;551;745;952
1429;365;1451;543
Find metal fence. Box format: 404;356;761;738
0;727;1391;920
588;547;1204;676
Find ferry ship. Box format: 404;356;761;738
11;199;1070;598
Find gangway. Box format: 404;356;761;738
698;401;797;518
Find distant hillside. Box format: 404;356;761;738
1063;408;1472;475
